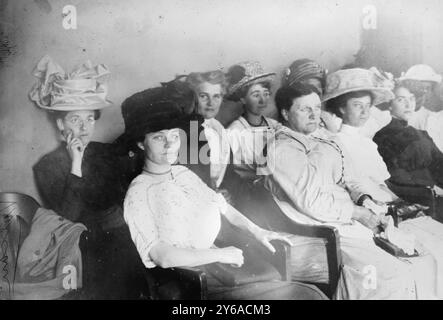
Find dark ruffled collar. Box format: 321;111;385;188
389;117;409;128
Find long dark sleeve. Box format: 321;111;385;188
33;142;125;225
374;122;438;187
33;159;87;222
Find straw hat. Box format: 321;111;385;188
398;64;442;83
29;55;112;111
322;68;394;105
282;59;327;88
226;61;275;100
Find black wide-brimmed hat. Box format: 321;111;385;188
123;99;194;143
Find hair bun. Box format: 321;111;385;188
227;65;246;84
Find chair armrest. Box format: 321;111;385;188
145;266;208;300
386;181;437;219
386;180;434;198
215;218;292;281
242;239;291;281
286;221;342;298
172;267;208;300
269;240;291;281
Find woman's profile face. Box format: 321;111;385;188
241;83;271;116
140;128;181;165
56;110;96;146
339;95;372;127
391;86;416;122
284;92;321;135
196;82;223;119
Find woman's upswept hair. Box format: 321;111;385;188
234;81;272;102
274;83;317;122
396;79;430;99
186;70;228;95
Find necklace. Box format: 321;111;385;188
245;115;267;127
142;168;172;176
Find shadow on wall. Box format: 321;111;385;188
0;0;17;67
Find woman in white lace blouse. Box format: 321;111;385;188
123;99;327;300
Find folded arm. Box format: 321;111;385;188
149;243;243;268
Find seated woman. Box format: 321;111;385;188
282;59;326;96
400;64;443;152
122;99;326;300
184;70;235;202
112;74;196;188
282;58;339;135
30;56;146;299
265;82;437;299
325;68;443;298
373;84;443;195
324;68;398;203
225;61;281;180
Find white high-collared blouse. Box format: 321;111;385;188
336;124;394;202
227;116;281;180
123;165;227;268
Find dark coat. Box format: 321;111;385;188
33;141;146;299
373;118;443;187
33;142;126;229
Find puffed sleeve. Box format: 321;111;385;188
123;179;159;268
266;136;354;223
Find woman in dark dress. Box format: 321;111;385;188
30;55;146;299
373;84;443;192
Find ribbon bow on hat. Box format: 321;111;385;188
369;67;395;90
29;55;112;111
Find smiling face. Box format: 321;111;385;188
391;86;416;122
138;129;181;165
56;110;96;146
339;95;372;127
241;83;271;116
282;92;321;135
196;82;223;119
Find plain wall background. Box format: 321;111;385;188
0;0;442;202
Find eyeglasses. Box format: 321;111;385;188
66;116;96;127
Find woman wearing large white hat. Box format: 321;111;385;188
399;64;443;152
30;55;147;299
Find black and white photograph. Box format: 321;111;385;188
1;0;443;307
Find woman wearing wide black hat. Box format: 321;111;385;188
123;99;327;300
